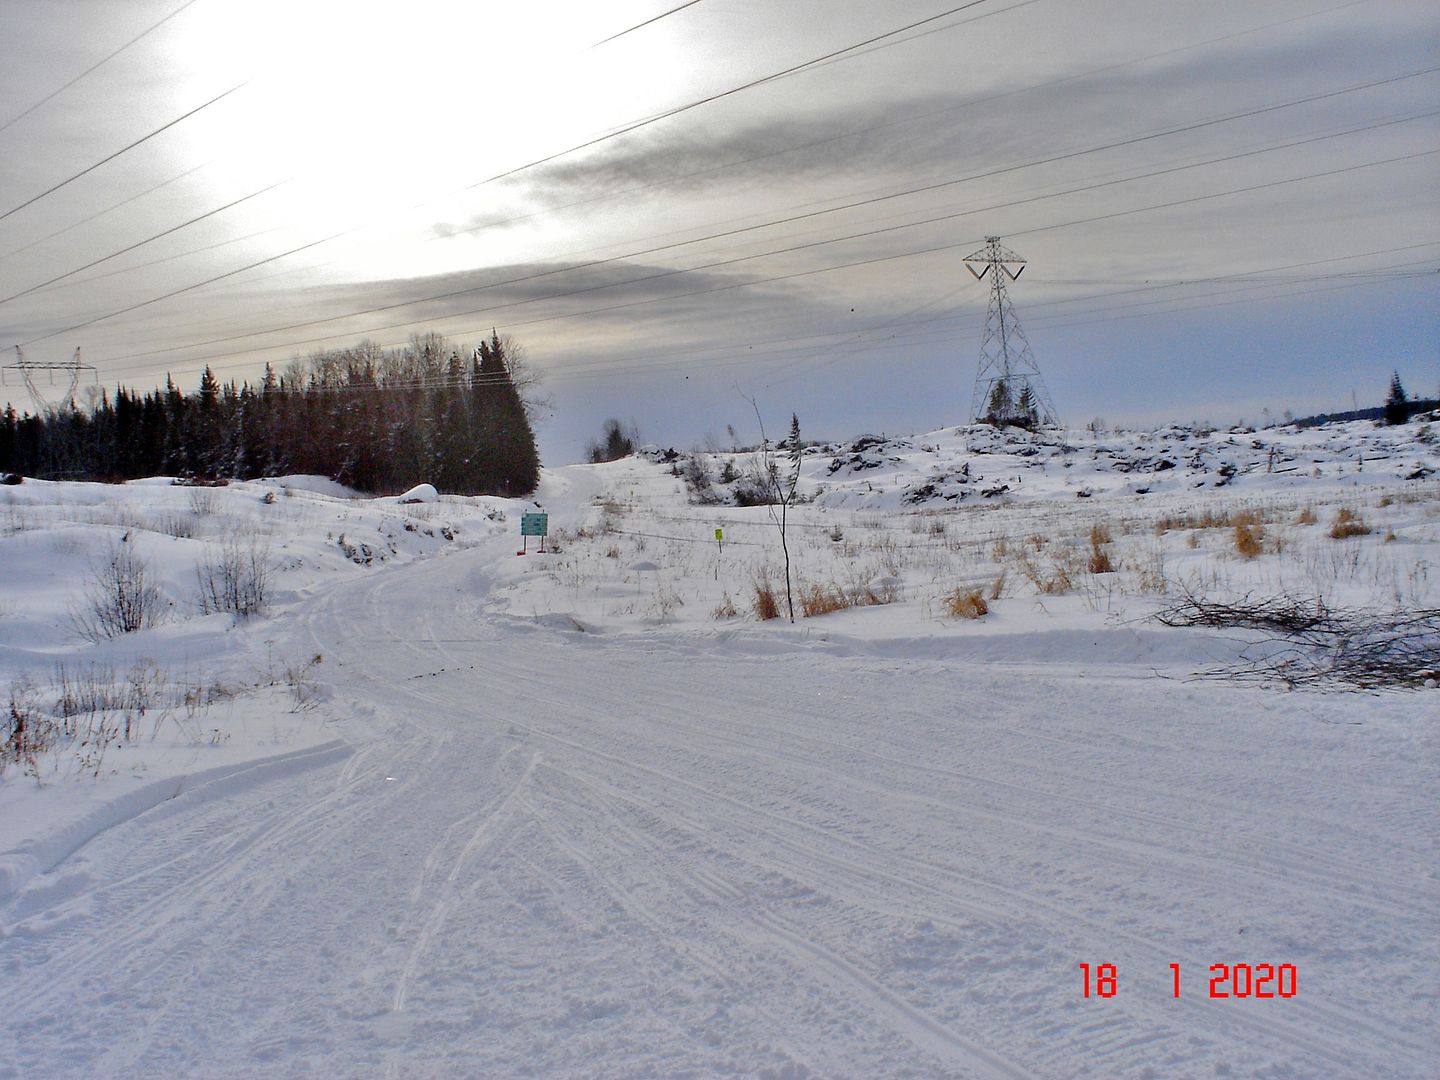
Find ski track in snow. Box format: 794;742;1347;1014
1;450;1436;1078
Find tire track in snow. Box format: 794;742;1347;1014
390;749;538;1013
394;659;1426;1074
544;761;1033;1079
4;742;425;1024
748;910;1034;1080
286;537;1435;1077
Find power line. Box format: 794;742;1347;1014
90;0;1379;308
12;0;1387;360
0;0;205;136
0;82;247;225
589;0;707;48
0;159;216;265
75;78;1437;364
10;2;1026;347
95;149;1437;383
475;0;1021;190
560;256;1440;389
0;179;290;306
33;225;283;295
80;249;1434;398
402;149;1440;350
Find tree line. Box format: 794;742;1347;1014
0;331;540;496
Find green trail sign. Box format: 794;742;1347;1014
518;511;549;555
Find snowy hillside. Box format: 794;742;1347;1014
1;419;1436;1078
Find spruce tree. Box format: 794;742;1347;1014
475;333;539;496
985;379;1011;426
1384;371;1410;425
1016;384;1037;428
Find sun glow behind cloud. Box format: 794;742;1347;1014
167;1;690;280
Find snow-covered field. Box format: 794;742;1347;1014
1;421;1436;1078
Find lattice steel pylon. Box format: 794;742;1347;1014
964;237;1058;428
2;346;96;414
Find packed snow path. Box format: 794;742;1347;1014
2;526;1434;1077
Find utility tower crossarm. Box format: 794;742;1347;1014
2;346;97;413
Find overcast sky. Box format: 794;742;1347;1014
0;0;1436;462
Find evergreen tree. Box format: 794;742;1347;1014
194;365;222;475
1;404;17;473
1016;384;1038;429
985;379;1012;426
1384;371;1410;425
475;332;540;496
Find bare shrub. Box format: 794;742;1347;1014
1329;508;1371;539
945;588;989;619
51;661;162;742
3;687;51;777
196;534;273;618
712;592;739;619
157;513;196;539
651;587;684;622
1135;543;1168;594
69;538;166;642
284;654;325;711
1156;592;1439;689
187;486;219;516
681;454;721;504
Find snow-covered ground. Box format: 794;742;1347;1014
1;420;1436;1078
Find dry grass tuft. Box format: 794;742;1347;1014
1014;550;1074;593
945;588;989;619
800;584;849;618
1087;522;1115;574
796;576;899;618
1329;507;1371;539
712;592;738;619
752;579;780;621
1157;508;1267;534
1233;522;1263;559
1295;506;1317;525
988;571;1006;600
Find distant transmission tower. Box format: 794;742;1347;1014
964;237;1057;428
2;346;96;414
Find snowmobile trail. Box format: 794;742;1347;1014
1;515;1434;1078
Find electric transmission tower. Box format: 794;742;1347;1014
964;237;1057;428
2;346;96;414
